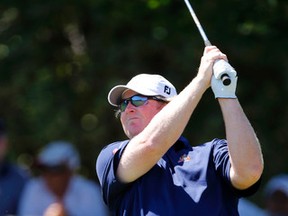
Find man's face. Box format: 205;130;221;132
266;190;288;216
42;165;72;198
0;135;8;161
120;90;166;139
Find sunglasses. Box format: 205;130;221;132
118;95;165;112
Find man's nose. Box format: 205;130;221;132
125;101;135;112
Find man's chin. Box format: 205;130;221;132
125;129;142;139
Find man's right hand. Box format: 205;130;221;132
196;46;228;90
44;202;67;216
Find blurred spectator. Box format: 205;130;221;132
0;118;30;215
19;140;109;216
239;174;288;216
238;198;266;216
264;174;288;216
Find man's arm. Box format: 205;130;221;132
116;46;224;183
219;99;264;189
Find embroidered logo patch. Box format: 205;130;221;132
164;85;171;95
178;154;191;163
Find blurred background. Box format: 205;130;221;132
0;0;287;208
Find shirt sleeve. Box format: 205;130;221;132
212;138;261;197
96;140;132;209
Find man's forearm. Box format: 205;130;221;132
117;78;207;183
219;98;264;189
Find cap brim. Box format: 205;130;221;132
108;85;130;106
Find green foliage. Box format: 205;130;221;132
0;0;287;205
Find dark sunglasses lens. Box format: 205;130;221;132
120;101;128;112
131;96;148;107
119;96;148;112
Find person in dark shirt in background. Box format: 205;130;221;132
0;118;30;215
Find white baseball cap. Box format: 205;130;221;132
38;140;80;170
108;74;177;106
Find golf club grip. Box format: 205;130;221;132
221;74;231;86
213;59;236;86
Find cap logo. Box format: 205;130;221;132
164;85;171;95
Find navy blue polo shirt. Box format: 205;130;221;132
96;137;260;216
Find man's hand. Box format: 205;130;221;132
196;46;228;90
44;202;67;216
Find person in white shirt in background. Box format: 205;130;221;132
19;140;109;216
264;174;288;216
238;198;266;216
239;174;288;216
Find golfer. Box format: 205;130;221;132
96;46;264;215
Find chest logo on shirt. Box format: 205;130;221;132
178;154;191;163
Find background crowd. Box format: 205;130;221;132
0;120;109;215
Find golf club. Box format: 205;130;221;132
184;0;237;86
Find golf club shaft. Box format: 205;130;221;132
184;0;232;86
184;0;211;46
